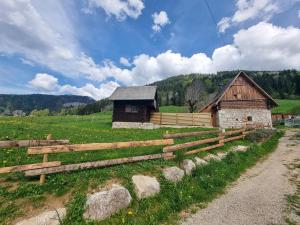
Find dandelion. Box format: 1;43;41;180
128;210;133;215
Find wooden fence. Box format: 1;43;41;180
150;112;212;127
0;128;251;184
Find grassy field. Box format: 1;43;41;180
272;99;300;114
0;113;282;225
159;105;188;113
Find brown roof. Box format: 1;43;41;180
200;71;278;111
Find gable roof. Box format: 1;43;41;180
200;71;278;111
109;86;157;100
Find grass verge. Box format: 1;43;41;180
62;131;283;225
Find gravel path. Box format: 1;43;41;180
181;130;300;225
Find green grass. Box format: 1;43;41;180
272;99;300;114
159;105;188;113
0;113;283;225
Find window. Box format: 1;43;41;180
247;116;252;122
125;104;138;113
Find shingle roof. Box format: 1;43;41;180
109;86;157;100
200;71;278;111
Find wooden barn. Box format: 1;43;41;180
109;86;159;129
200;71;278;128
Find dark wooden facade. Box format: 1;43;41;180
200;71;278;127
112;100;157;123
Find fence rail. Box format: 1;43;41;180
0;128;251;184
150;112;212;127
0;139;69;148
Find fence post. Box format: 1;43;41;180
219;129;225;146
192;113;194;126
39;134;51;185
160;112;162;125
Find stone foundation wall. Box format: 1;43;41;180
112;122;159;129
217;109;272;128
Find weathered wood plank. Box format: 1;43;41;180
163;137;221;152
163;130;220;139
224;129;245;136
0;140;69;148
0;161;61;174
28;139;174;155
25;153;173;176
224;135;245;143
185;143;224;155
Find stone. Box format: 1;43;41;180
232;145;249;153
216;152;227;159
112;122;159;129
217;108;272;129
194;157;208;166
162;166;185;182
15;208;66;225
204;154;221;162
180;159;196;175
132;175;160;199
84;184;132;221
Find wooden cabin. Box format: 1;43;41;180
200;71;278;128
109;86;159;128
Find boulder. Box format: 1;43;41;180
204;154;221;162
84;184;132;221
216;152;227;159
232;145;249;152
180;159;196;175
194;157;208;166
132;175;160;199
15;208;66;225
162;166;185;182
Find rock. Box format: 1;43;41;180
132;175;160;199
291;169;299;178
15;208;66;225
194;157;208;166
84;184;132;221
216;152;227;159
162;166;185;182
180;159;196;175
204;154;221;162
232;145;249;152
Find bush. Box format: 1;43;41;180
245;129;276;143
29;109;50;117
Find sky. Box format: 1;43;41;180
0;0;300;100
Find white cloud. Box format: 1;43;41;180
29;73;120;100
20;58;34;66
120;57;131;66
28;73;59;91
112;22;300;85
84;0;144;20
217;0;298;32
213;22;300;71
217;17;231;33
152;11;170;32
0;0;122;83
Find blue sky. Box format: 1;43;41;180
0;0;300;99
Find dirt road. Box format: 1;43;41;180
181;130;300;225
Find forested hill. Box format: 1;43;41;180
152;70;300;107
77;70;300;115
0;94;95;114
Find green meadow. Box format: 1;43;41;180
0;110;282;225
